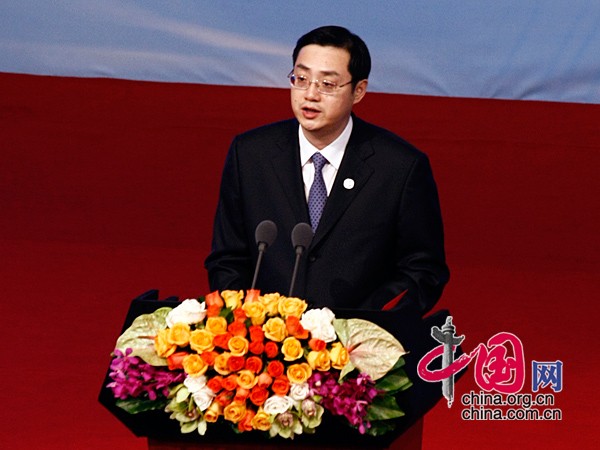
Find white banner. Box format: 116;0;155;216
1;0;599;103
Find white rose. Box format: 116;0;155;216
300;308;337;343
166;299;207;327
184;374;207;393
263;395;294;415
289;382;310;401
192;386;216;411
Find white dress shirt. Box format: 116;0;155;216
299;116;353;201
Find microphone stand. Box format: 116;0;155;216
251;242;267;290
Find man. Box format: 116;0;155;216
205;26;449;316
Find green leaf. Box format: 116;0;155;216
365;396;405;421
197;419;207;436
333;318;407;380
180;420;198;434
338;361;356;381
364;419;399;436
376;369;412;394
115;397;166;414
115;307;172;365
175;386;190;403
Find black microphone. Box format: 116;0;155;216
251;220;278;290
288;222;314;296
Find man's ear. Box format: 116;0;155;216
353;79;368;105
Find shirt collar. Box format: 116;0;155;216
299;116;353;169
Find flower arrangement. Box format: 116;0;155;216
107;290;412;439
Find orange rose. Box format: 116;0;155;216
256;372;273;389
244;289;260;304
309;338;326;351
281;336;304;361
267;360;284;378
221;289;244;310
224;402;247;423
307;349;331;372
264;341;279;358
277;296;307;318
154;328;177;358
271;375;290;396
263;317;287;342
286;315;309;339
167;322;191;347
214;352;231;375
222;374;238;391
213;332;232;350
189;329;215;353
329;342;350;370
207;304;222;317
204;291;224;309
248;340;265;355
228;355;245;372
234;387;250;404
249;386;269;406
236;369;258;390
245;356;263;374
182;354;208;376
200;350;219;366
238;409;256;432
287;362;312;384
228;335;249;357
207;375;224;393
232;308;247;323
259;293;281;317
251;408;272;431
203;401;222;423
243;301;266;326
167;351;188;370
206;316;228;335
249;325;264;342
215;390;234;407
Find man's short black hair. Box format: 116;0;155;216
292;25;371;86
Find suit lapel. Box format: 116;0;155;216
270;123;311;226
311;119;375;248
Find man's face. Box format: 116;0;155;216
291;44;367;149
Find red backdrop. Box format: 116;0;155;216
1;72;598;449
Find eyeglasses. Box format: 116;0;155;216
288;71;353;95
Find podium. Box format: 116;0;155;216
100;290;456;449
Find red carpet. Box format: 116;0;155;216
1;73;598;449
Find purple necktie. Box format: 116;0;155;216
308;152;328;231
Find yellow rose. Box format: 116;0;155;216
214;352;231;375
262;317;288;342
287;363;312;384
203;401;222;423
221;290;244;310
206;316;228;335
189;329;215;353
242;301;266;325
252;409;272;431
167;322;191;347
329;342;350;370
228;335;249;357
281;337;304;361
237;369;258;390
182;354;208;376
224;402;247;423
154;328;177;358
259;293;281;317
277;296;308;318
307;349;331;371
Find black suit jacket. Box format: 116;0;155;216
205;116;449;315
